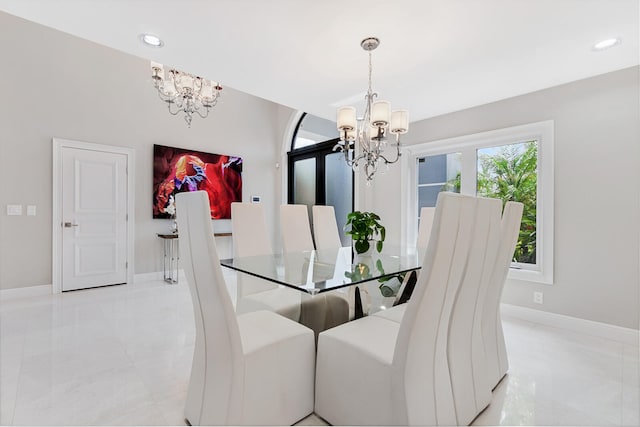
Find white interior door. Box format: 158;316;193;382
61;147;128;291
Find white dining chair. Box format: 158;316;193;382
280;204;350;337
176;191;315;426
311;204;365;316
314;192;477;426
280;204;315;253
231;202;301;321
483;201;524;389
447;197;502;425
312;205;342;250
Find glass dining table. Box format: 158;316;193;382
220;246;423;296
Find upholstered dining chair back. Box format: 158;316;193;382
471;198;503;407
231;202;301;320
231;202;272;257
483;201;524;389
417;206;436;248
231;202;279;297
447;197;502;425
312;205;342;250
176;191;243;425
281;204;315;253
393;192;477;426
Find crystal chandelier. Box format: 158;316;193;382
150;62;222;127
334;37;409;182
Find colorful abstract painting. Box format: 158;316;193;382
153;144;242;219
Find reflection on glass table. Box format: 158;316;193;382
220;246;423;296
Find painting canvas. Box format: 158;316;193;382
153;144;242;219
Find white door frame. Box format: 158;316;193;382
52;138;135;294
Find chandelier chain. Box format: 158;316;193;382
368;50;373;96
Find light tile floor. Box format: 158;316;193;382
1;274;638;426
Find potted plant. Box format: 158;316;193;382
344;211;386;255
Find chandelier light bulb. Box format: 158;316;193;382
371;100;391;126
390;110;409;134
337;106;357;130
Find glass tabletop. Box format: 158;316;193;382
220;246;423;295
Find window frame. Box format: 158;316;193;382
401;120;554;284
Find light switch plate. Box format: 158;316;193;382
27;205;36;216
7;205;22;216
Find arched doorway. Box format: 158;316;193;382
288;113;353;245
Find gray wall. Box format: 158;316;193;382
2;11;638;331
363;66;639;329
0;12;289;290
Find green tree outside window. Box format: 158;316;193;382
477;141;537;264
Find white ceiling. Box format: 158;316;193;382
1;0;638;123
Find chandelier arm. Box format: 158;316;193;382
379;141;402;164
166;102;181;116
194;106;211;119
157;90;175;104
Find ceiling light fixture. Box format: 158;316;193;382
334;37;409;182
150;62;222;127
140;33;164;47
592;37;621;51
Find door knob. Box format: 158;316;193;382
64;222;79;228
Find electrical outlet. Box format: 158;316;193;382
533;291;544;304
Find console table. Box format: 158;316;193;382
158;232;232;284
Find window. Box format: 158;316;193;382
406;121;553;284
417;152;461;209
477;141;537;266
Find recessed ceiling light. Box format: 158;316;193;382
592;37;621;51
140;33;164;48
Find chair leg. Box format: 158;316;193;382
395;270;418;305
354;287;364;319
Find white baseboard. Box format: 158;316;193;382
134;271;164;283
501;303;639;346
1;274;182;297
0;284;52;300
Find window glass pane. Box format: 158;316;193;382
418;154;447;184
325;152;352;246
417;152;461;214
293;114;339;149
293;158;316;214
418;186;442;211
477;140;538;264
